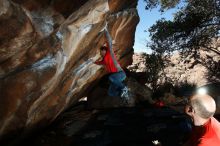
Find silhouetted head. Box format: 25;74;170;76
100;46;107;57
185;94;216;126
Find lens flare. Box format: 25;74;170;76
197;88;207;95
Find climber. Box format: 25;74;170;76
94;27;129;99
184;94;220;146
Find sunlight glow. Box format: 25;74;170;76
197;88;207;95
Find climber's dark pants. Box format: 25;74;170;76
108;71;126;97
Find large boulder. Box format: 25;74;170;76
0;0;139;144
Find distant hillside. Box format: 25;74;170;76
128;50;220;87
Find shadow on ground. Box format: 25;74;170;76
21;102;193;146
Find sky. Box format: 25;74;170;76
134;0;179;53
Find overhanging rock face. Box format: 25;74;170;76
0;0;139;142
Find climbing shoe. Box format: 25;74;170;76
121;87;129;99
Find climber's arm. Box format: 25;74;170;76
103;28;113;53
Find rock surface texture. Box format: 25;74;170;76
0;0;139;143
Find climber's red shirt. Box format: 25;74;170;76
95;41;122;73
187;117;220;146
